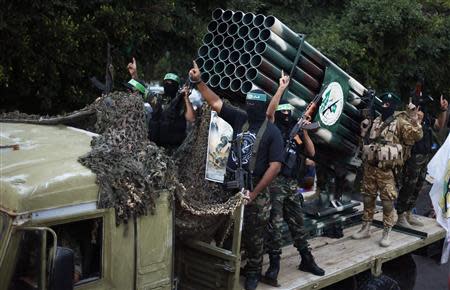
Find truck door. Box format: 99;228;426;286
176;205;244;290
135;191;173;290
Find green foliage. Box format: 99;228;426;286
1;0;449;114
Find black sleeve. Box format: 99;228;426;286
219;103;247;130
268;126;284;163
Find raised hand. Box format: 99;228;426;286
279;70;290;90
127;57;138;79
189;60;201;82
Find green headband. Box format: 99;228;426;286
246;92;267;102
128;79;147;94
164;73;180;83
276;103;295;111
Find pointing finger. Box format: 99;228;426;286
193;60;199;70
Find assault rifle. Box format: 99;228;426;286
281;93;322;175
224;135;253;191
348;88;377;167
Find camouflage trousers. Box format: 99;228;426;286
396;154;431;214
243;188;271;275
265;175;308;255
361;164;398;227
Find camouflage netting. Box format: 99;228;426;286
1;91;244;241
173;104;244;240
78;92;186;224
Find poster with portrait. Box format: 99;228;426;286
205;111;233;183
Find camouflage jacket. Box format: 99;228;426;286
363;111;423;168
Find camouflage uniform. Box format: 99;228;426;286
396;153;431;214
243;188;271;274
361;112;423;227
266;175;308;255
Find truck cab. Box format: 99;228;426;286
0;123;173;290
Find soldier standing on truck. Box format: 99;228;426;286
352;93;423;247
262;74;324;287
396;93;448;228
188;60;284;290
127;57;196;148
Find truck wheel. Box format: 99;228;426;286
355;271;400;290
382;253;417;290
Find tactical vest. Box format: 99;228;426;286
362;115;405;169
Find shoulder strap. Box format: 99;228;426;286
374;115;396;143
249;118;269;174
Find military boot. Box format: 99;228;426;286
299;249;325;276
244;273;259;290
352;221;371;239
380;227;392;247
396;212;412;228
406;211;424;227
262;253;281;286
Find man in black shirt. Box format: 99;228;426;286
127;57;196;148
397;94;448;227
262;73;324;286
189;61;284;290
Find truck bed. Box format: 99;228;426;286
255;212;445;290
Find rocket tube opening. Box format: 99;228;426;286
233;38;245;51
213;34;224;47
250;55;262;67
207;20;218;33
203;59;214;72
232;11;244;23
222;10;234;22
230;78;241;92
217;22;229;35
244;40;256;53
225;63;236;76
203;33;214;45
249;27;260;40
212;8;224;21
242;13;255;26
219;49;230;61
229;51;240;64
214;61;225;74
239;52;251;66
241;80;253;94
223;36;234;49
246;67;257;81
263;15;275;28
198;45;209;58
253;14;265;27
209;74;221;87
235;65;246;78
220;76;231;89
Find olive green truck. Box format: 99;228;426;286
1;123;445;290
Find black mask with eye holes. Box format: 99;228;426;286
380;93;398;121
245;99;267;122
163;81;179;98
275;110;292;128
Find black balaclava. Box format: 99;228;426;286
380;93;397;121
245;89;268;123
163;80;179;98
274;100;294;128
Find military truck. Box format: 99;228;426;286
0;123;173;290
0;121;446;290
